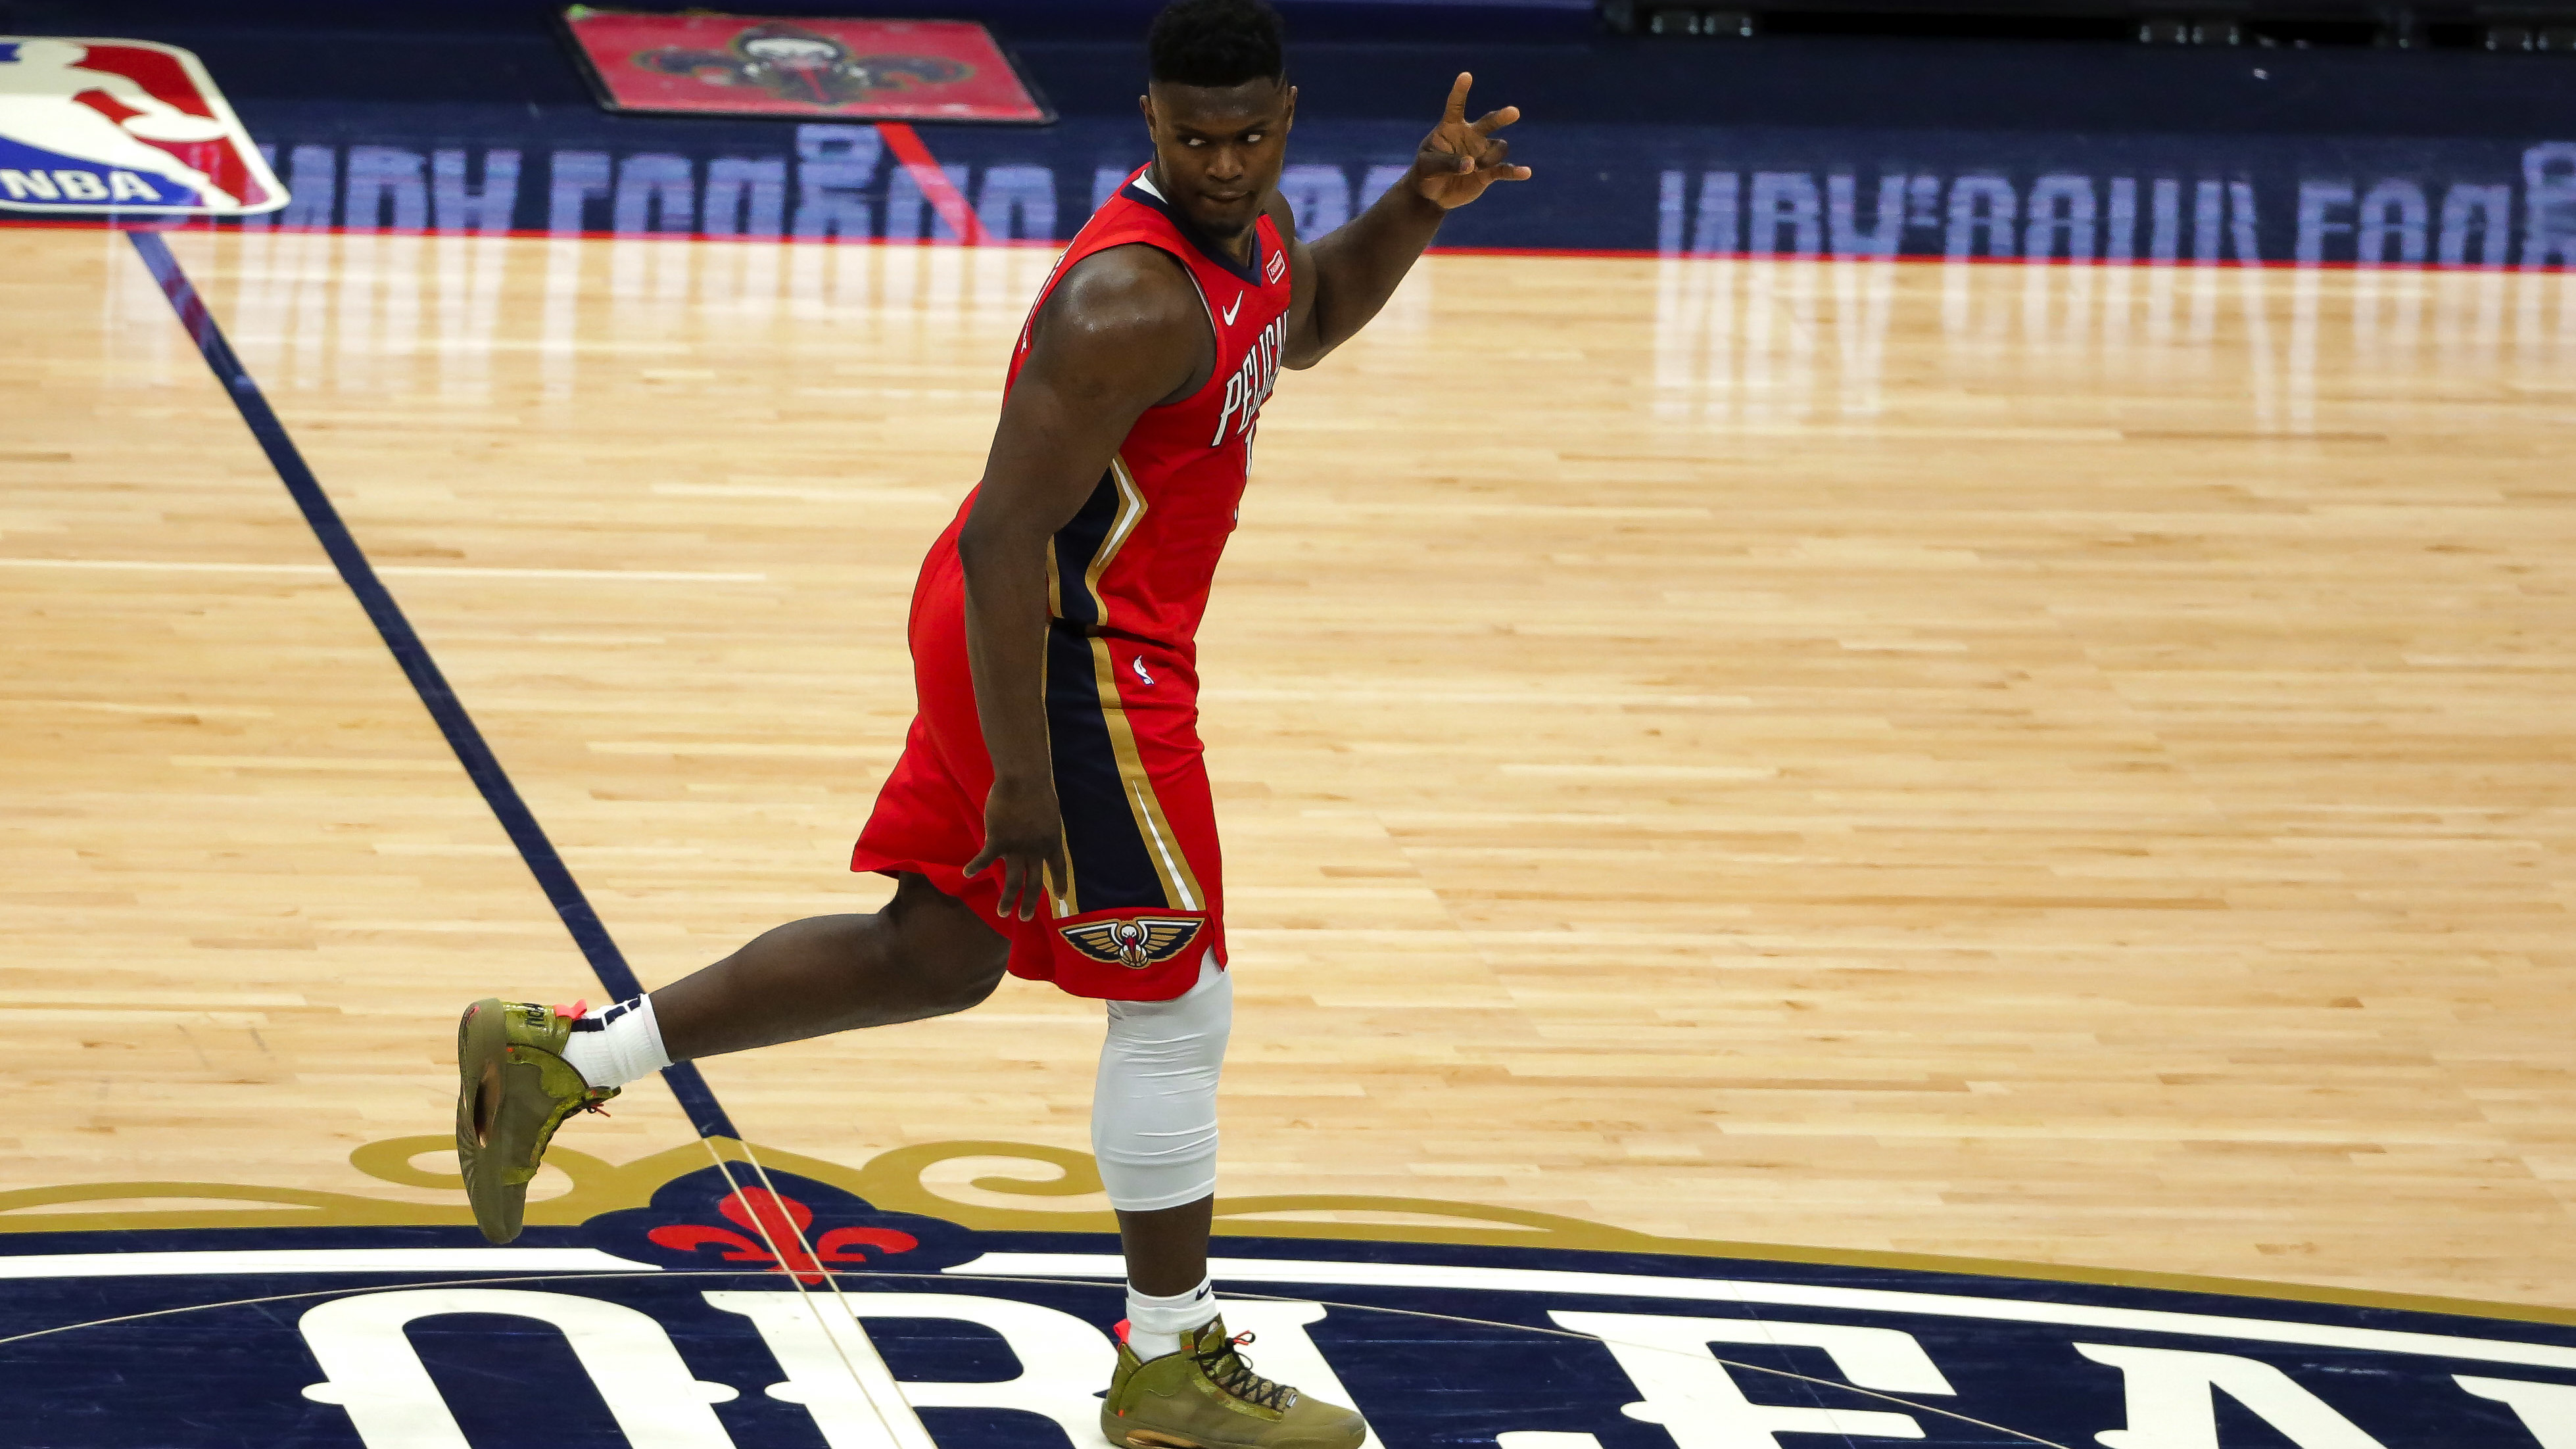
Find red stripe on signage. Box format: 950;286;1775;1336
876;122;990;247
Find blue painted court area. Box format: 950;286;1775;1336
9;1167;2576;1447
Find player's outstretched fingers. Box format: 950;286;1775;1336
1007;857;1034;920
965;840;1012;918
1443;72;1473;122
1472;105;1521;135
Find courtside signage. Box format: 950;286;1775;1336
5;1153;2575;1446
560;9;1053;124
0;37;283;216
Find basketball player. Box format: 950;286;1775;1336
454;1;1526;1441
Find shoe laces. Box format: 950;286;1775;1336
1192;1330;1299;1412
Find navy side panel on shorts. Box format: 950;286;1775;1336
1043;621;1167;913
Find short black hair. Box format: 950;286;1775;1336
1148;0;1285;89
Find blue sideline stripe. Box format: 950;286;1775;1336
126;229;740;1143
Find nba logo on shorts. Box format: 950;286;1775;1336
0;37;285;215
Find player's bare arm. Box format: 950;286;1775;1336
957;247;1212;922
1271;72;1530;369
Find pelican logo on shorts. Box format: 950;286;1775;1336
0;37;286;215
1058;914;1202;969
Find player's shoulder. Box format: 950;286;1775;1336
1039;243;1205;344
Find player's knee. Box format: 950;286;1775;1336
872;920;1004;1018
881;873;1011;1016
931;946;1009;1014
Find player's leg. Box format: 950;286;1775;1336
549;868;1013;1086
1094;961;1228;1420
1096;955;1231;1326
1053;637;1363;1445
1091;960;1364;1448
454;872;1005;1243
1116;1193;1214;1299
650;870;1009;1058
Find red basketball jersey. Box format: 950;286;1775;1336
949;163;1295;653
853;166;1297;998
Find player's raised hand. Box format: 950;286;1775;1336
1412;72;1531;211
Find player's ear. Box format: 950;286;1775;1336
1138;92;1155;132
1282;83;1297;131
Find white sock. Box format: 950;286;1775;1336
557;995;670;1091
1123;1276;1218;1360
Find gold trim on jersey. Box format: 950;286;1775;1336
1086;634;1203;912
1085;456;1147;631
1043;455;1145;630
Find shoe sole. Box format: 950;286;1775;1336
1106;1417;1361;1449
453;998;524;1245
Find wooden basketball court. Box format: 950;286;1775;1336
7;221;2575;1314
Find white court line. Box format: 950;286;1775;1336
947;1253;2576;1373
0;1248;657;1279
0;558;765;582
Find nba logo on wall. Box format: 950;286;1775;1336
0;37;285;215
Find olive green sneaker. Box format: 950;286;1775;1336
453;999;616;1244
1101;1316;1366;1449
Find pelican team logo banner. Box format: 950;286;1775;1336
0;38;284;216
561;9;1053;124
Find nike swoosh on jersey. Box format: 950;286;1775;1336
1222;293;1243;325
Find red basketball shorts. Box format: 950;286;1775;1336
850;544;1225;1003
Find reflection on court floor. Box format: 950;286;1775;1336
89;229;2575;440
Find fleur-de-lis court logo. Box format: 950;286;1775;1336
646;1186;917;1285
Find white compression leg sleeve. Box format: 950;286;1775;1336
1091;953;1232;1213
